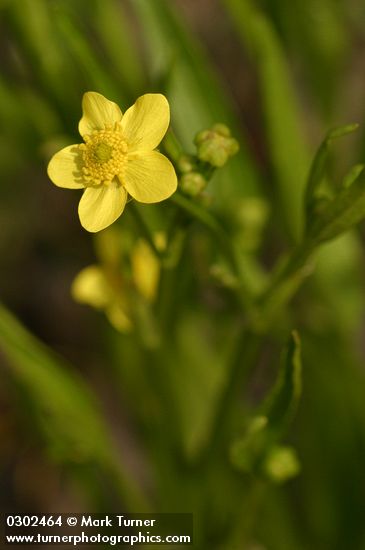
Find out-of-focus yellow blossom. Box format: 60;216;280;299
47;92;177;232
71;234;163;332
71;265;132;332
131;233;165;301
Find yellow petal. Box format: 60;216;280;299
131;239;160;302
120;94;170;151
106;303;133;333
78;180;127;232
71;265;112;309
122;151;177;203
79;92;123;137
47;144;86;189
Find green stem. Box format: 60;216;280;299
157;214;189;331
250;239;316;331
273;240;315;284
229;478;266;547
202;239;315;465
170;192;251;307
169;188;316;472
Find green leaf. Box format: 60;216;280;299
262;331;302;436
342;163;365;189
0;305;107;462
265;0;349;118
307;165;365;244
0;302;147;510
92;0;145;98
53;4;121;101
305;123;359;215
3;0;80;113
231;331;302;473
224;0;364;334
224;0;310;242
170;312;236;459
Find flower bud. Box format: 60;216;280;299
262;445;300;484
194;129;210;145
194;124;239;167
177;154;196;174
179;172;207;197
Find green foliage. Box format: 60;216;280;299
92;0;144;98
307;165;365;244
231;332;302;479
305;123;359;216
0;302;146;510
2;0;365;548
263;0;349;118
224;0;310;241
300;124;365;246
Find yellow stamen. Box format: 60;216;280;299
80;128;128;186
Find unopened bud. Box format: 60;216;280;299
177;154;196;174
179;172;207;197
194;130;210;145
262;446;301;484
194;124;239;167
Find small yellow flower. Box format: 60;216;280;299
71;232;164;332
47;92;177;232
71;264;132;332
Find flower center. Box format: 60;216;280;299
80;125;128;186
95;142;113;162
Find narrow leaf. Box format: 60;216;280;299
308;166;365;244
231;332;302;472
0;302;147;510
262;330;302;437
224;0;310;242
305;123;359;213
92;0;144;98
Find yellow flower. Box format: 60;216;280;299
71;232;163;332
71;264;132;333
47;92;177;232
71;264;132;332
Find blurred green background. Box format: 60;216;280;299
1;1;365;549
